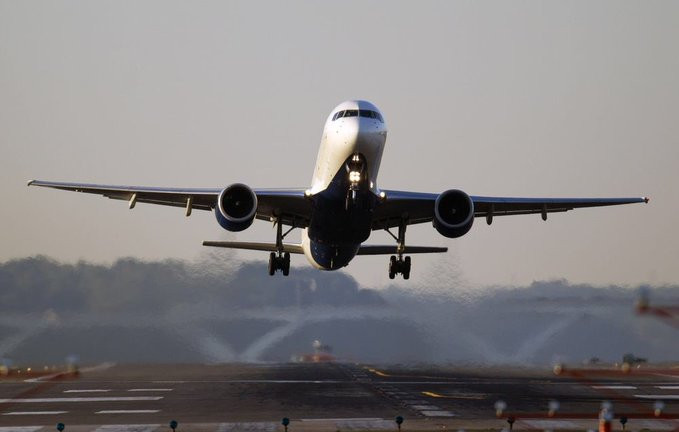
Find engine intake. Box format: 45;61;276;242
215;183;257;232
433;189;474;238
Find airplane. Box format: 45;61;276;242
28;100;649;279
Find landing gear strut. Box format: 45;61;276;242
386;218;411;280
269;216;293;276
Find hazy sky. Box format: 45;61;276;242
1;1;677;288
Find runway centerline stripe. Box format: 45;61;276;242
591;385;637;389
64;389;111;393
3;411;68;415
93;424;160;432
300;418;385;422
128;388;172;392
0;427;42;432
635;394;679;399
657;385;679;389
96;410;161;414
0;396;163;403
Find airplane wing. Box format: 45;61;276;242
27;180;312;227
372;189;649;229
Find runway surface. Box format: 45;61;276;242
0;362;678;431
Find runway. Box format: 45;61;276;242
0;362;677;431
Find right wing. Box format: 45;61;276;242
28;180;312;227
372;189;648;229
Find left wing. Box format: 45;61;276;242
27;180;311;227
372;189;649;229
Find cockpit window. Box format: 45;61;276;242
332;109;383;122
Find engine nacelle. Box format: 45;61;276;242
433;189;474;238
215;183;258;232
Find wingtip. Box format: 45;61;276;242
27;179;35;187
643;197;650;204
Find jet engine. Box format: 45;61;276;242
215;183;258;232
433;189;474;238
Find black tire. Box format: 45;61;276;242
388;258;395;279
403;269;410;280
282;252;291;276
268;252;276;276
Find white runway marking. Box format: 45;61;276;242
0;427;43;432
3;411;67;415
217;422;277;432
64;389;110;393
95;410;161;414
0;396;162;403
592;385;637;389
523;420;582;429
420;410;456;417
128;388;172;392
335;419;394;430
635;394;679;399
411;404;440;410
300;418;384;421
657;385;679;389
93;425;160;432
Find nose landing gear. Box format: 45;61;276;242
345;153;367;211
386;218;411;280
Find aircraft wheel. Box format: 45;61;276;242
403;256;411;280
268;252;276;276
388;256;396;279
282;253;290;276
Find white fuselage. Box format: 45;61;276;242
301;100;388;269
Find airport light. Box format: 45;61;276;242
619;416;628;431
494;400;507;417
169;420;178;431
281;417;290;432
653;400;665;417
506;416;515;431
548;400;560;417
56;423;65;432
395;415;404;431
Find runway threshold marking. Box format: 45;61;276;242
422;391;486;399
0;396;163;403
96;410;161;414
3;411;68;415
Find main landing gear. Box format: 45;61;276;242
386;218;411;280
269;216;294;276
269;251;290;276
389;255;411;280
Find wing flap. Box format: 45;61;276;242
202;241;304;254
357;245;448;255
